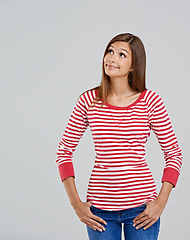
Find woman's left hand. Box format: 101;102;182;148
133;200;166;230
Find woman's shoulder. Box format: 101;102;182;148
76;86;99;108
144;88;162;100
86;86;99;94
143;89;164;108
78;86;99;98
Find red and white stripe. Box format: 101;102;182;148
56;89;182;211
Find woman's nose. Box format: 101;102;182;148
108;56;116;63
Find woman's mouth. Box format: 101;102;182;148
106;64;119;69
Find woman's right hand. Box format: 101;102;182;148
73;201;107;232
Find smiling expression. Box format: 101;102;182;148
104;41;133;79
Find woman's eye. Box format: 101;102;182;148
107;49;113;54
107;49;126;58
120;53;126;58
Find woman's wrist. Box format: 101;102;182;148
155;196;168;208
71;199;82;209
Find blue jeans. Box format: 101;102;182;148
86;204;160;240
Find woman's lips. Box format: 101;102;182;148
106;64;119;69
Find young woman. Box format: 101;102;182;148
56;33;182;240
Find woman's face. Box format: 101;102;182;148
103;41;133;79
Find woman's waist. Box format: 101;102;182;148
93;159;149;171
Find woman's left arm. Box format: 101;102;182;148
133;91;183;230
133;181;173;230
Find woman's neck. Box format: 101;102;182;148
108;77;136;98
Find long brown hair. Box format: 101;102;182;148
78;33;147;108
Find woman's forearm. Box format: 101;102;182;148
156;181;173;206
63;176;82;208
63;176;107;232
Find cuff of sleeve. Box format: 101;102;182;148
161;167;180;187
58;162;75;182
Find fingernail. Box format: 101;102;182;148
99;229;102;232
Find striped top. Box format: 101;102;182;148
56;88;182;211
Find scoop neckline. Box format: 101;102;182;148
95;89;147;110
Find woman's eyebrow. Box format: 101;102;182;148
109;45;129;54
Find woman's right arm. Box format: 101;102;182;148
63;176;107;232
57;93;106;232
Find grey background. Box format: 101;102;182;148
0;0;189;239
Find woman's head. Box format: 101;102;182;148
80;33;147;108
102;33;146;92
103;41;133;83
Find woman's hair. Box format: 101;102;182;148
78;32;147;108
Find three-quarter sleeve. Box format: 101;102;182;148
149;92;183;187
56;93;89;182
